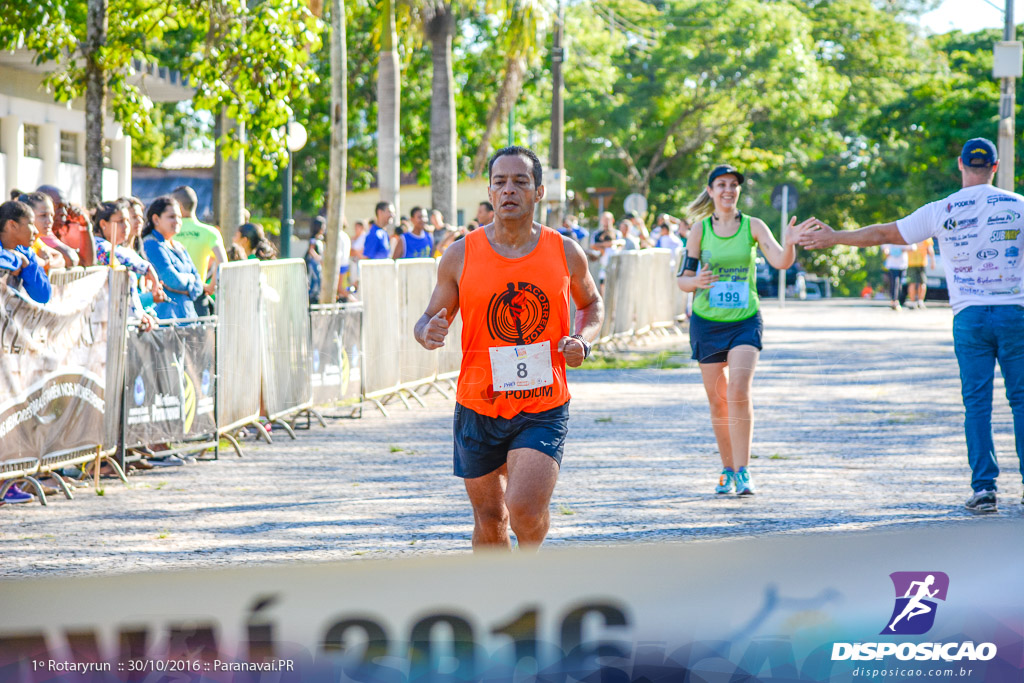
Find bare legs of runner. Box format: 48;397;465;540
698;345;760;469
463;448;560;551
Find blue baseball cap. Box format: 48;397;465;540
961;138;997;167
707;164;744;186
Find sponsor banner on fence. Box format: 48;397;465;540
0;270;112;462
310;303;362;405
0;524;1020;683
124;322;216;446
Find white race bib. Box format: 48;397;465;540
709;281;749;309
489;341;554;392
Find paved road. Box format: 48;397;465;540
2;299;1021;578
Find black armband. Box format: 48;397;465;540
679;255;700;276
571;334;592;360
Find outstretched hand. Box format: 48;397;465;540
794;218;838;250
785;217;819;246
421;307;449;350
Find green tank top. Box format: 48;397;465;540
692;214;759;322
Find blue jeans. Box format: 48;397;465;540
952;305;1024;492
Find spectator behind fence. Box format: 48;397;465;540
306;216;328;304
141;196;202;319
0;200;52;304
227;243;247;262
93;200;162;331
235;222;276;260
476;201;494;227
363;203;393;260
171;185;226;317
121;195;145;251
18;191;79;269
394;206;434;259
11;191;65;273
37;185;97;267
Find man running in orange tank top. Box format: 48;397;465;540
414;146;604;551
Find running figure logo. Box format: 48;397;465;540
881;571;949;635
487;282;550;345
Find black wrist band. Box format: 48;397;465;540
571;334;592;360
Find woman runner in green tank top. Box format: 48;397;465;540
677;165;812;496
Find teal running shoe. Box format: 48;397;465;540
715;468;735;494
735;467;755;496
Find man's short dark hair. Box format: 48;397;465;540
488;146;543;188
170;185;198;213
479;201;493;212
410;206;424;218
375;201;391;215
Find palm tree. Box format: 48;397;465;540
321;0;348;303
471;0;549;176
377;0;402;218
423;1;457;225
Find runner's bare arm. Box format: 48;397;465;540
677;223;716;292
799;220;906;250
753;216;815;270
414;239;464;350
560;237;603;367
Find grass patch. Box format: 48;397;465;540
557;503;576;516
157;529;169;539
595;416;613;423
95;488;105;496
578;350;689;371
155;481;167;490
769;453;789;460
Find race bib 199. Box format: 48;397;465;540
709;281;749;309
489;341;554;392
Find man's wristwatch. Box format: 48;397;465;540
570;334;592;360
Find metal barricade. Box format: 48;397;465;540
611;251;638;340
648;248;679;334
259;259;320;437
310;302;363;414
398;258;440;403
359;259;402;413
216;261;262;445
2;269;132;503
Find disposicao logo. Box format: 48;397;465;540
831;572;997;663
883;572;948;635
987;211;1020;226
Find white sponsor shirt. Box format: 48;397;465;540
896;183;1024;314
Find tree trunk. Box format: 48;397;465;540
321;0;348;303
377;0;401;217
472;56;524;176
218;111;246;242
84;0;107;207
426;5;457;225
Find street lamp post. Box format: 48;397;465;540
281;119;308;259
994;0;1020;190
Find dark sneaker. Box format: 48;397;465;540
3;484;35;504
735;467;755;496
964;490;997;513
148;455;186;467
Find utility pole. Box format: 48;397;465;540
548;0;566;229
997;0;1018;191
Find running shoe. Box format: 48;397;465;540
3;484;35;504
735;467;755;496
964;489;997;513
715;468;735;494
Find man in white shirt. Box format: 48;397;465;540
798;138;1024;513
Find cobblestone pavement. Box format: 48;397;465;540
2;299;1021;578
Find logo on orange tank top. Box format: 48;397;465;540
486;282;550;345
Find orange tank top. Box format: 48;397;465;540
456;226;571;418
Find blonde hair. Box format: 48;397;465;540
686;188;714;224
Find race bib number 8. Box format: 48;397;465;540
489;341;554;392
709;281;748;309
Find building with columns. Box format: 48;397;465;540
0;49;191;204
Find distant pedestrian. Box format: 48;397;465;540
882;243;909;310
905;237;936;309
